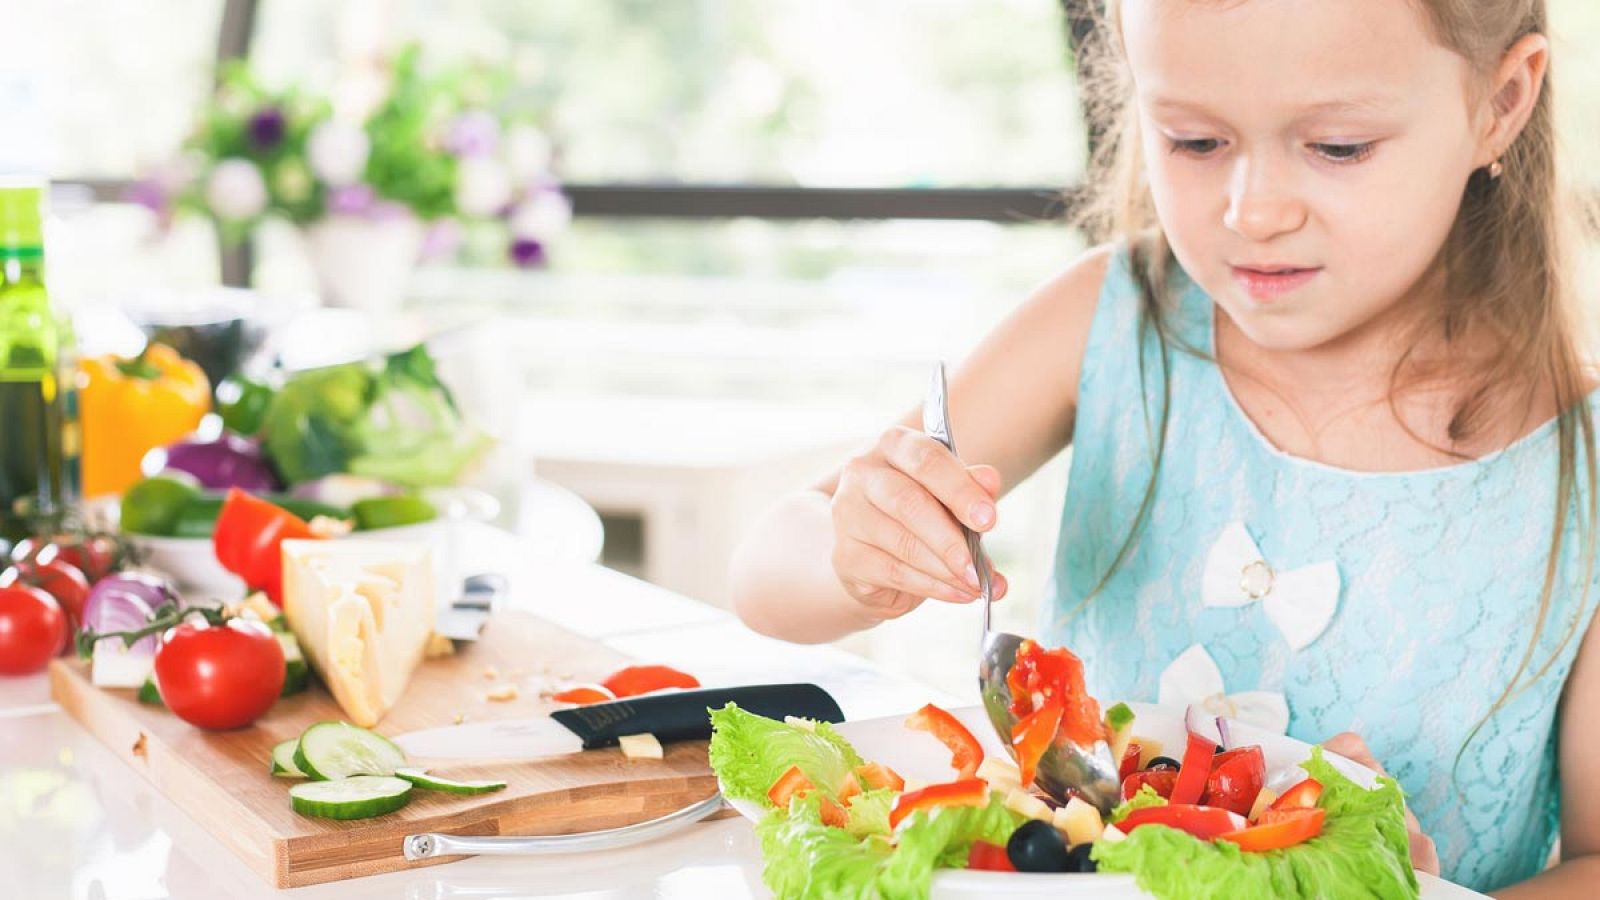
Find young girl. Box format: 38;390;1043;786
729;0;1599;894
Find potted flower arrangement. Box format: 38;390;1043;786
134;47;569;314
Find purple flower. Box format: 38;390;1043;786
328;184;376;215
248;107;287;150
445;110;501;158
420;219;463;261
509;236;547;268
126;178;173;227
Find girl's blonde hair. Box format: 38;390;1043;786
1075;0;1596;765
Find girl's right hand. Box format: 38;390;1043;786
829;425;1008;622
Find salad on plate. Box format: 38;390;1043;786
708;640;1419;900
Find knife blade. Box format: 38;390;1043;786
392;682;843;760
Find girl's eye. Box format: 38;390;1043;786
1310;141;1376;163
1167;137;1224;157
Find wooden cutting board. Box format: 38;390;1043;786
47;611;720;888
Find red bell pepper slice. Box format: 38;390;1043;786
1204;745;1266;816
853;761;906;792
1169;731;1217;805
1121;767;1179;801
967;840;1016;872
1010;696;1063;788
767;764;850;827
1218;807;1326;851
1119;741;1143;781
1118;803;1247;841
888;778;989;830
1270;778;1324;812
213;488;314;605
601;664;700;698
906;703;984;780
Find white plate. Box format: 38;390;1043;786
727;704;1480;899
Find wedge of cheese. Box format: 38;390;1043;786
281;539;436;728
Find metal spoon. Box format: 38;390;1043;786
921;362;1121;814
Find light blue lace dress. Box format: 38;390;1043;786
1042;247;1600;891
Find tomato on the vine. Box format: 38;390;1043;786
1;549;90;632
0;585;67;675
154;619;285;730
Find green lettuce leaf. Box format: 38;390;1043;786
845;788;896;838
1092;747;1419;900
1108;783;1169;823
756;792;1022;900
708;703;864;805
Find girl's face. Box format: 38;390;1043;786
1121;0;1488;353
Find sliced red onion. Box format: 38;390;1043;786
80;571;175;655
1216;716;1236;751
1183;704;1224;745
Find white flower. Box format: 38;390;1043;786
509;189;571;241
307;120;370;186
504;124;552;181
454;157;513;218
205;158;268;221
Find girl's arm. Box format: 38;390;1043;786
1491;609;1600;898
729;246;1113;643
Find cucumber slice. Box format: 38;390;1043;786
293;721;407;780
394;767;507;795
271;739;306;778
289;775;412;820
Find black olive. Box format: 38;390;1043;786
1067;842;1098;873
1006;820;1074;873
1146;755;1182;771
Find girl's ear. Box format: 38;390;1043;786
1477;32;1549;168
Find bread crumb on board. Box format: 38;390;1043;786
485;683;519;702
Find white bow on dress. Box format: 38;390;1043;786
1157;643;1290;734
1202;522;1339;651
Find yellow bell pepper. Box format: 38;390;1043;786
80;343;211;498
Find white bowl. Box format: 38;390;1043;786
724;704;1461;900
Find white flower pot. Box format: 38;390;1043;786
303;214;424;315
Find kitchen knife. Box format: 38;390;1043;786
432;572;507;642
392;682;843;760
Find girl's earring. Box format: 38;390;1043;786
1487;159;1504;180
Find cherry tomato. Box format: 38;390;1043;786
550;683;615;705
1218;807;1326;851
0;585;67;675
601;664;700;698
1121;767;1179;801
1;551;90;633
1204;745;1266;816
12;533;123;583
1170;731;1217;805
968;840;1017;872
1118;803;1247;841
1119;741;1143;781
154;619;285;730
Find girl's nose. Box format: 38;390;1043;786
1223;155;1307;242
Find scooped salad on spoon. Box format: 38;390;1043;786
708;640;1419;900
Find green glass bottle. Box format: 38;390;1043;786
0;181;75;544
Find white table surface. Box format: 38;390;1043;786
0;524;955;900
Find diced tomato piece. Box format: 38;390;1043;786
1204;745;1266;816
1218;807;1326;851
1005;640;1105;747
1011;697;1064;788
767;765;815;809
601;664;700;698
1120;741;1143;781
853;761;906;792
906;704;985;780
550;683;615;705
838;773;864;803
888;778;989;830
1118;804;1248;841
819;796;850;828
1270;778;1324;812
1170;731;1217;805
967;840;1016;872
1121;767;1179;801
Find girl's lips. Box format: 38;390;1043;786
1230;265;1321;302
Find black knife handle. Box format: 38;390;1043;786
549;682;843;750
